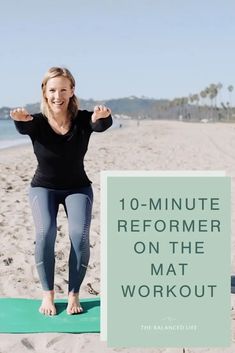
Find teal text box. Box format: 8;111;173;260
106;176;231;347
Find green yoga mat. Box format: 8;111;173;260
0;297;100;333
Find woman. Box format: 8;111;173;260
10;67;112;316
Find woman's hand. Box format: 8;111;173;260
91;105;111;123
10;108;33;122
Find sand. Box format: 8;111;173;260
0;119;235;352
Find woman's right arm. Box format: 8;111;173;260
10;108;35;135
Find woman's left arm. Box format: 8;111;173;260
90;105;113;132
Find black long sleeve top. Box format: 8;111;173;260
14;110;112;189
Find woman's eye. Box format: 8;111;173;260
49;89;55;92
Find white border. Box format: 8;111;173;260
100;170;226;341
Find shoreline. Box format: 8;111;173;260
1;117;234;151
0;116;124;151
0;142;31;153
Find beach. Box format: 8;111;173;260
0;119;235;353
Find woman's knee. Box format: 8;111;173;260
69;227;86;244
35;220;57;243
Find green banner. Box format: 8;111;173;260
103;174;231;347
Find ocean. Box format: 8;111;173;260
0;120;30;149
0;117;121;150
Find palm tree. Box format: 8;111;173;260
228;84;234;94
203;86;211;115
228;85;234;105
227;85;234;120
172;97;189;120
209;84;218;107
181;97;189;120
216;82;223;107
200;90;207;105
199;90;208;119
207;84;218;120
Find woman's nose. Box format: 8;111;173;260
54;91;61;99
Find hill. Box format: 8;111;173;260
0;96;233;122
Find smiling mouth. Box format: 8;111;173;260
53;101;64;106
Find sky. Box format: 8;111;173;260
0;0;235;107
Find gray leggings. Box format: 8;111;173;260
29;185;93;293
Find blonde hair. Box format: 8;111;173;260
41;67;79;118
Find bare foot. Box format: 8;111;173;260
39;290;56;316
66;292;83;315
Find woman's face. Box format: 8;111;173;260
45;76;74;116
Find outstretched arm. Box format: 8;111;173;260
10;108;35;136
10;108;33;122
90;105;112;132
